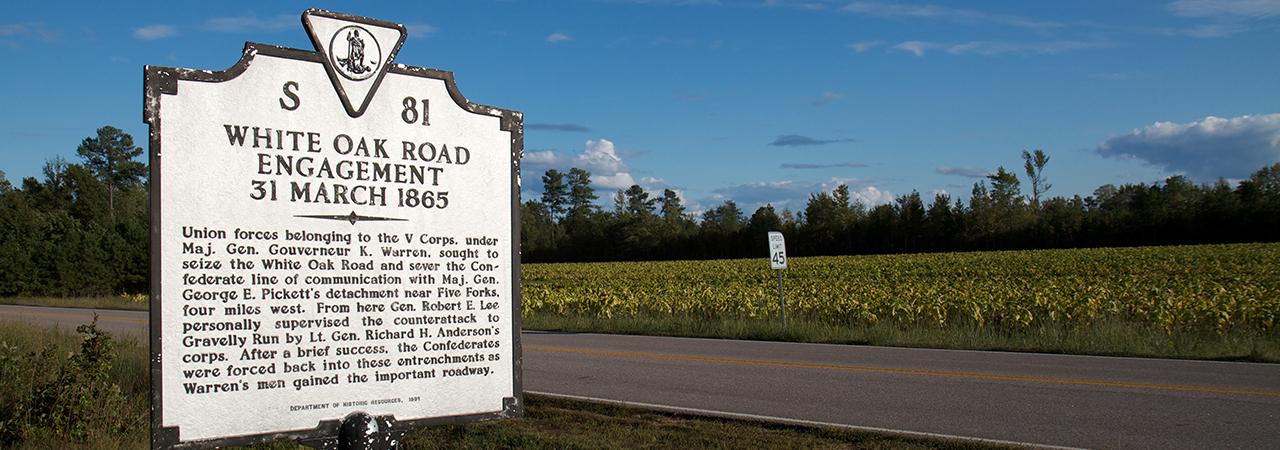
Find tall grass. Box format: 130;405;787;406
0;295;148;311
524;313;1280;363
0;319;148;449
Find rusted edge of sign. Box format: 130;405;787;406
144;41;524;450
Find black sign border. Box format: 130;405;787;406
144;41;524;450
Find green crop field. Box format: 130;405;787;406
523;243;1280;360
5;243;1277;361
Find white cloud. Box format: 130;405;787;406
854;186;896;206
1096;113;1280;181
594;172;638;190
134;25;177;40
639;176;673;189
523;150;561;166
599;176;683;210
847;40;883;52
893;41;938;56
815;178;895;206
520;139;650;194
893;39;1109;56
574;139;628;174
841;1;1060;29
1181;23;1248;37
1170;0;1280;18
0;23;31;36
945;39;1110;55
0;22;57;44
1164;0;1278;38
710;177;894;212
546;32;572;43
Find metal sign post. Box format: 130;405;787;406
767;232;787;329
776;270;786;329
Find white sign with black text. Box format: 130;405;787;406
768;231;787;270
146;9;522;449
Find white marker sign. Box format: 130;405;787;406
145;10;522;449
768;231;787;270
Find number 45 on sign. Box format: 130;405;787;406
768;231;787;270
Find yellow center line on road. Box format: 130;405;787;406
526;344;1280;398
0;309;147;325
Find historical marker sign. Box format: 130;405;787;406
145;10;522;449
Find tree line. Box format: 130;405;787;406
3;127;1279;295
523;150;1280;262
1;126;148;296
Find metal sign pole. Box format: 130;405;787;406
767;231;788;331
776;269;786;330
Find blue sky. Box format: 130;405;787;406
3;0;1279;215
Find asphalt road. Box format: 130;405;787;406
0;304;147;338
4;305;1278;449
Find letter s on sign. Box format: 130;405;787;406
280;81;300;111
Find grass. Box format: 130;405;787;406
397;395;1001;450
252;395;1004;450
5;292;1275;362
0;321;149;449
0;321;998;450
521;244;1280;363
0;295;148;311
524;313;1280;363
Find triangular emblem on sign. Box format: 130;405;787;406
303;9;407;118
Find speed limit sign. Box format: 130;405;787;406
767;231;787;270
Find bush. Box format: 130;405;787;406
0;317;133;445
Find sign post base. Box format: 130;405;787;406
776;270;787;330
299;413;405;450
344;412;397;450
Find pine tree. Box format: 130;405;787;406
566;168;598;215
623;184;657;215
75;126;145;218
540;169;569;221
